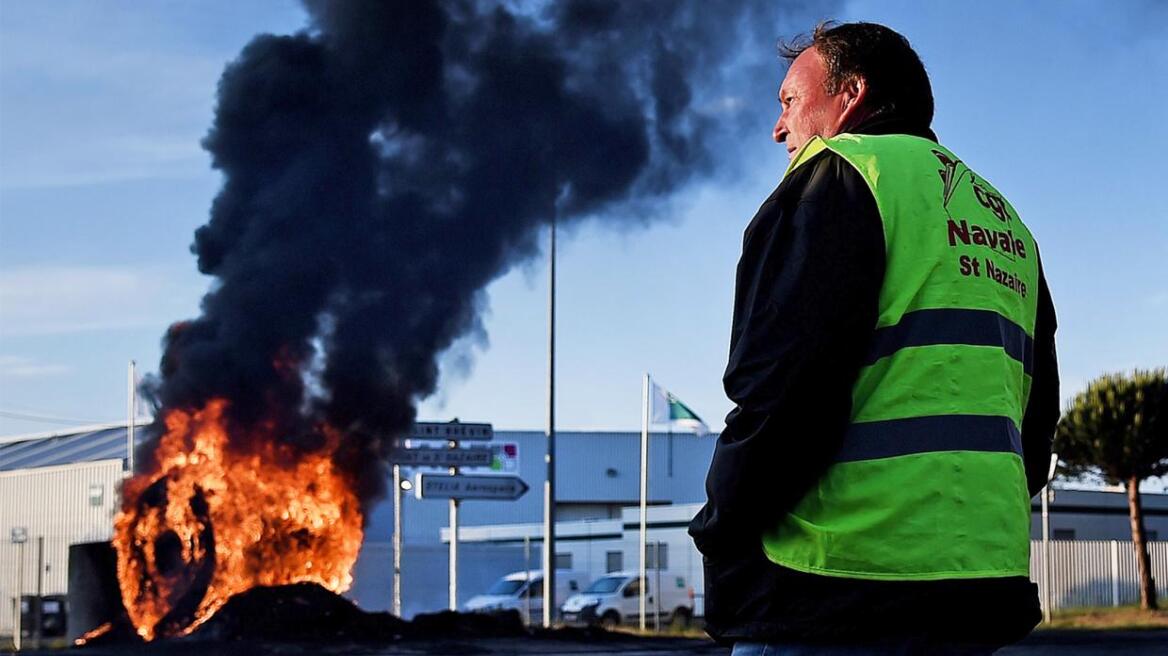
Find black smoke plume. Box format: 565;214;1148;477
143;0;834;502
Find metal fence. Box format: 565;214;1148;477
1031;539;1168;610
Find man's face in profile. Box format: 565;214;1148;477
773;47;853;159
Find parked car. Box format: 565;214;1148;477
559;570;694;628
464;569;589;624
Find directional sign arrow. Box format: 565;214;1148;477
389;446;493;467
410;422;494;441
416;474;530;501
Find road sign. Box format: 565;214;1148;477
389;446;493;467
456;441;520;474
11;526;27;544
416;474;530;501
411;422;493;441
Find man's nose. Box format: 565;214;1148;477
773;116;787;144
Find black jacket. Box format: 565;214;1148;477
688;118;1059;648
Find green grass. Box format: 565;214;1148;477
1039;605;1168;631
624;624;710;639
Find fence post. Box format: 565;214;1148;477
1110;540;1120;607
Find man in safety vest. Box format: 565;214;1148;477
689;22;1059;654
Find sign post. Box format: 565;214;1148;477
391;460;403;617
390;421;498;614
448;437;460;611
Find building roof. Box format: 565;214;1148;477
0;424;715;478
0;422;720;545
0;423;152;472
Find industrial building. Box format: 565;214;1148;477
3;422;1168;638
0;421;720;633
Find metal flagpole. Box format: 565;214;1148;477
639;373;649;630
127;360;136;474
392;462;403;617
543;217;557;627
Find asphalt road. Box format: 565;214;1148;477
999;629;1168;655
13;630;1167;655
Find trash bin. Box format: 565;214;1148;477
16;594;67;640
19;595;37;639
40;595;68;637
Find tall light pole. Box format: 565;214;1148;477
126;360;136;474
639;374;649;630
543;218;557;627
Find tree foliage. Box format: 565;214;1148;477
1055;368;1168;484
1056;368;1168;611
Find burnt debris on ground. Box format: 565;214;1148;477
73;582;703;651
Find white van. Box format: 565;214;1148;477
464;569;589;624
559;570;695;628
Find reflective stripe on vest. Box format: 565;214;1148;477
762;133;1039;581
865;308;1034;376
837;415;1022;463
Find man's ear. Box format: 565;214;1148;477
837;75;870;130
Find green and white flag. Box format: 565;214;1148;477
650;381;709;435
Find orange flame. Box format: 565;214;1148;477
113;399;363;641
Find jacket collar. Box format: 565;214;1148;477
849;115;938;142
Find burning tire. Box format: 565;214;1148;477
113;401;363;641
117;476;217;640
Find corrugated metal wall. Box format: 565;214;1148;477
0;459;123;636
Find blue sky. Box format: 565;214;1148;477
1;1;1166;445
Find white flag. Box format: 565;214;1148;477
649;381;709;435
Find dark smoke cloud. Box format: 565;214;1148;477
143;0;836;502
